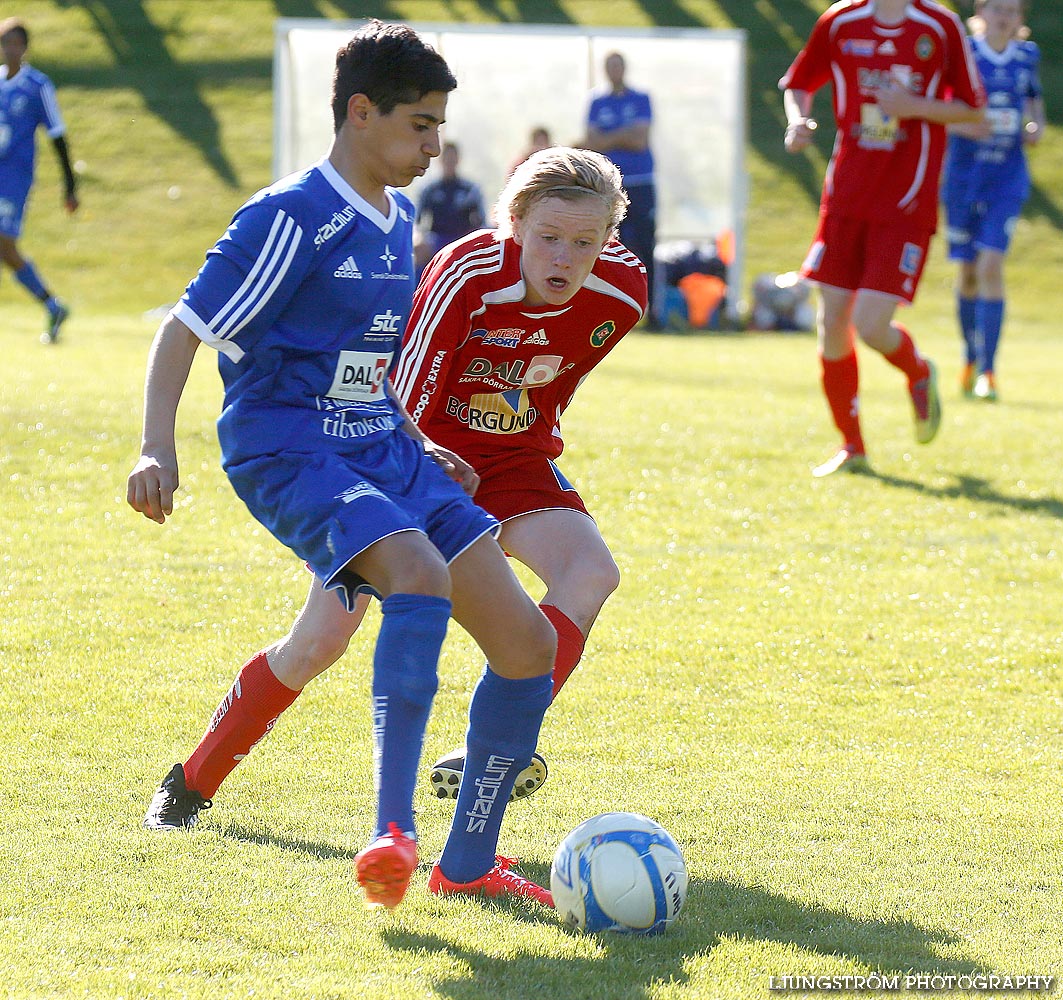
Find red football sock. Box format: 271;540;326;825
820;352;865;454
184;651;300;798
539;604;586;701
883;323;929;383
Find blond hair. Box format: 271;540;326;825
495;146;628;239
968;0;1031;41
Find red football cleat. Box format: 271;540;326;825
355;822;418;909
428;855;553;908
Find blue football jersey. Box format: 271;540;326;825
0;63;65;185
175;158;417;469
586;87;655;185
948;36;1041;175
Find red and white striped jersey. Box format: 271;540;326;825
780;0;985;229
392;229;647;464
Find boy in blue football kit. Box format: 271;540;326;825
127;21;556;911
942;0;1045;401
582;52;657;323
0;18;77;343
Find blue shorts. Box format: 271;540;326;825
226;430;499;611
944;179;1029;262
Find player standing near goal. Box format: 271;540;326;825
780;0;986;477
942;0;1044;402
128;20;557;911
0;17;77;344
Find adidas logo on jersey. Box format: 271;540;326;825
524;328;549;346
334;256;362;279
877;40;897;56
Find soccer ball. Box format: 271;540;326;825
550;812;688;934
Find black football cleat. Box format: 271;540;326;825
143;763;212;831
429;746;548;802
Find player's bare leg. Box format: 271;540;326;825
447;534;555;680
501;508;617;695
500;508;618;640
430;511;619;798
267;579;369;689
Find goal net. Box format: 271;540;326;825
274;19;748;317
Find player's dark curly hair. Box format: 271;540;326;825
331;20;456;132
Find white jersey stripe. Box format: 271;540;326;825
832;63;848;118
218;226;302;342
210;210;289;335
216;214;301;340
210;211;302;341
826;3;869;117
582;272;645;316
40;80;65;136
393;243;504;401
394;248;505;402
395;245;499;392
601;246;646;270
898;120;930;210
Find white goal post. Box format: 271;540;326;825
274;19;748;320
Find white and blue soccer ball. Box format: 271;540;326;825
550;812;688;934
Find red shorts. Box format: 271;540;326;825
469;450;590;523
800;212;934;303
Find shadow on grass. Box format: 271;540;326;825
220;820;358;861
381;875;993;1000
54;0;240;187
1027;180;1063;230
712;0;824;207
272;0;400;18
863;470;1063;520
272;0;576;23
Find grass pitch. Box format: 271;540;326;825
2;2;1062;998
5;314;1061;998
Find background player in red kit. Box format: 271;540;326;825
780;0;985;477
141;146;645;871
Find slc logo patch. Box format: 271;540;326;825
590;321;616;347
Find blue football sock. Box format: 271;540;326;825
14;262;50;302
957;295;978;365
976;299;1004;374
371;592;450;840
438;667;551;883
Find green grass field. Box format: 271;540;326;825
3;3;1062;998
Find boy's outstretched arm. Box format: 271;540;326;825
127;314;201;524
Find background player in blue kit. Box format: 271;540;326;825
943;0;1045;402
127;21;556;912
0;17;77;344
580;51;657;325
414;140;485;277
